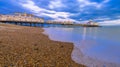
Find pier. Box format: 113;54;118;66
0;13;45;26
0;13;99;27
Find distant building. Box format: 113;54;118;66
14;13;34;17
0;13;44;23
46;20;74;24
87;20;98;25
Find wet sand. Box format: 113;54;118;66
0;23;85;67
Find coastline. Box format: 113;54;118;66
0;23;85;67
42;27;120;67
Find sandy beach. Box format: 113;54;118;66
0;23;85;67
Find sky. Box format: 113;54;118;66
0;0;120;25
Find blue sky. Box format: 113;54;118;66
0;0;120;25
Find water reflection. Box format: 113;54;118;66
72;27;108;67
44;27;120;67
82;27;87;40
76;27;98;49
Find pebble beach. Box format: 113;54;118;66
0;23;85;67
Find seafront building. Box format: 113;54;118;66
86;20;98;25
47;20;74;24
0;13;44;23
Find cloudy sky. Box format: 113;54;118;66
0;0;120;25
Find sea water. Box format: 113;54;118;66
44;26;120;67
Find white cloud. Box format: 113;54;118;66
103;0;110;3
94;17;111;21
77;0;110;9
19;0;74;20
99;19;120;26
116;16;120;18
48;0;65;9
53;18;79;22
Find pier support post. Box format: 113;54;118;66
15;22;17;25
33;23;35;27
30;23;32;26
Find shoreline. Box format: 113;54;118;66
0;23;85;67
42;27;120;67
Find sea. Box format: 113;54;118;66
43;26;120;67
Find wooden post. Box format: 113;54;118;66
19;22;22;26
40;23;43;27
15;22;17;25
34;23;36;27
30;23;32;26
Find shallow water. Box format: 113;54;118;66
44;26;120;66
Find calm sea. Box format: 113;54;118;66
43;26;120;67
